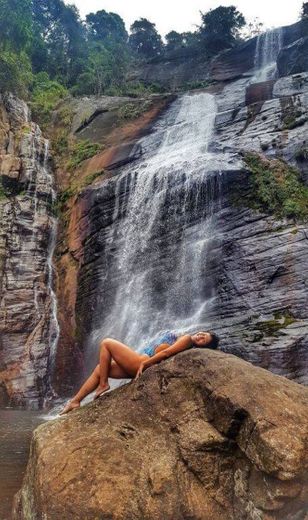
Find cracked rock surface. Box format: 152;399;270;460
0;93;56;407
13;350;308;520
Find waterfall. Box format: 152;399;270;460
252;27;284;82
22;123;60;397
87;92;223;360
43;141;60;392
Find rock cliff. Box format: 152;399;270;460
59;73;308;389
1;18;308;406
13;350;308;520
0;93;58;407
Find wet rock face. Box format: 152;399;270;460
277;37;308;76
210;72;308;384
128;54;210;89
210;20;307;82
0;94;57;408
68;73;308;386
13;350;308;520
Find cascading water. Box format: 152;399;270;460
22;124;60;397
43;141;60;394
85;92;224;362
252;27;284;82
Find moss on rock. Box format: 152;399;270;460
242;152;308;221
255;312;296;336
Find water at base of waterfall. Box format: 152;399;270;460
86;92;226;361
0;409;45;519
251;27;284;83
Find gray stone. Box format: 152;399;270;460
0;94;57;407
278;37;308;77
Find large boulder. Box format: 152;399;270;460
13;350;308;520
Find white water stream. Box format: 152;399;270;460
88;92;224;358
252;27;284;82
23;124;60;395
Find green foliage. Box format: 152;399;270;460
30;72;68;128
86;10;128;43
164;31;201;59
32;1;87;87
66;140;102;170
165;31;184;53
72;40;130;96
243;152;308;221
108;82;166;97
280;96;307;130
52;130;69;157
0;51;33;96
118;101;152;121
54;169;106;215
200;6;246;54
255;312;296;336
81;170;106;188
0;0;249;99
0;0;33;52
129;18;163;59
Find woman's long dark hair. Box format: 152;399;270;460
190;330;220;350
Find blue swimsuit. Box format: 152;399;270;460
141;331;178;357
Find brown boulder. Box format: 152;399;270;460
13;350;308;520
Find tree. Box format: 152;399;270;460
129;18;163;59
241;17;264;40
31;0;87;86
301;2;308;18
86;10;128;44
0;51;32;96
165;31;184;52
199;6;246;54
0;0;33;52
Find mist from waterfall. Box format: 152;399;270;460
87;92;224;360
252;27;284;83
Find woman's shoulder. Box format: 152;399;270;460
176;334;192;345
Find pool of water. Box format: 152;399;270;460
0;409;46;520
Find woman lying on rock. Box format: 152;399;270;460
60;330;219;415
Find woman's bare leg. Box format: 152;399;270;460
97;337;148;395
60;361;130;415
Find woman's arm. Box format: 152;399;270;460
135;335;192;379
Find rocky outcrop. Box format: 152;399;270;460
13;350;308;520
277;37;308;77
129;20;306;88
208;72;308;384
0;93;57;408
59;71;308;388
128;54;210;90
210;20;307;82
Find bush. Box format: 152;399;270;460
0;51;32;97
118;101;152;120
243;152;308;221
30;73;68;129
66;140;102;170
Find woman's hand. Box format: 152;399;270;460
135;362;146;380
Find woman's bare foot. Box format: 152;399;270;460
59;400;80;415
94;383;110;400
